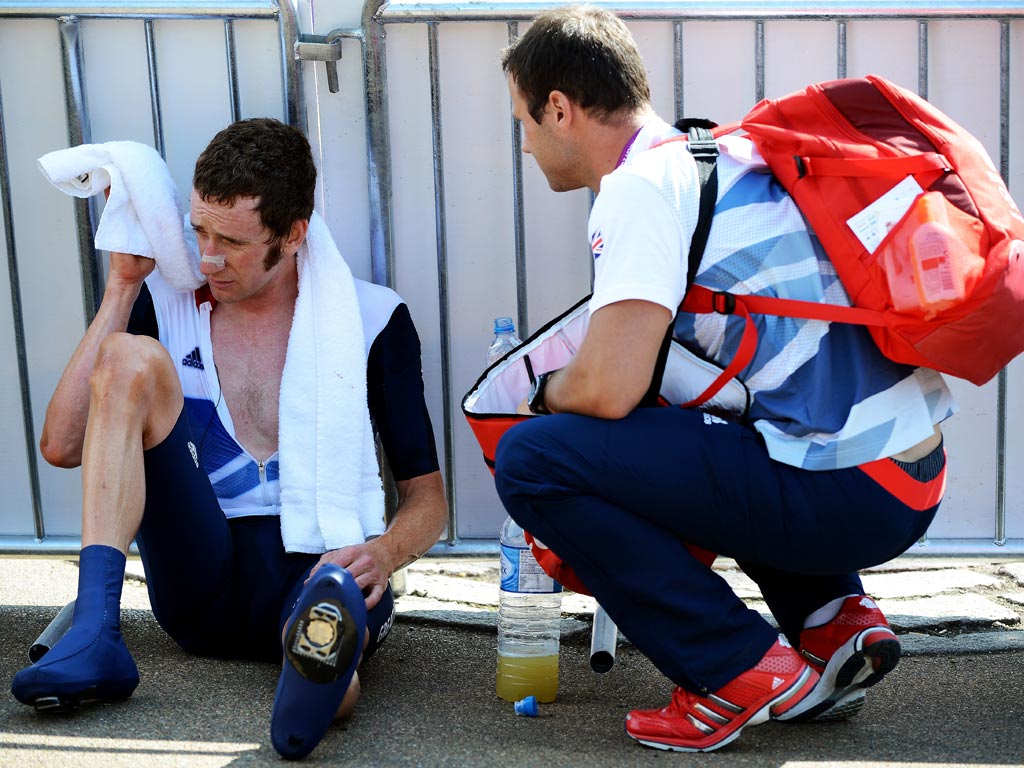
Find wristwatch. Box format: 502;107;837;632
527;370;555;415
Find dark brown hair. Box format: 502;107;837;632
192;117;316;242
501;5;650;125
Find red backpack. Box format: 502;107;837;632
674;74;1024;399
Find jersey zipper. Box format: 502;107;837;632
258;459;270;506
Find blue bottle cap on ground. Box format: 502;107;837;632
514;695;538;717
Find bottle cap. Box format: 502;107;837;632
514;695;539;717
494;316;515;334
913;191;948;226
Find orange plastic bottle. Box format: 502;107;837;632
908;193;971;316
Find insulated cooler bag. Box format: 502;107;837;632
463;298;728;592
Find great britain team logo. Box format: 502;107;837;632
590;229;604;259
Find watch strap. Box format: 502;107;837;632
528;370;555;415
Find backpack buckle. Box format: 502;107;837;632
688;138;718;159
687;133;718;159
682;121;719;160
712;291;736;314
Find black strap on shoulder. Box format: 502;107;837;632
676;118;720;293
640;118;720;408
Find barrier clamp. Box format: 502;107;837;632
295;29;357;94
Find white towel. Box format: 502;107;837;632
279;213;386;553
37;142;204;292
37;141;384;553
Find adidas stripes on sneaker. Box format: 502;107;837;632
625;636;818;752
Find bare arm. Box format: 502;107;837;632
311;470;447;609
518;299;673;419
39;251;155;467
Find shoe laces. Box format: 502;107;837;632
666;685;700;714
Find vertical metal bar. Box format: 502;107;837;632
995;20;1011;546
144;19;165;158
916;17;929;546
673;20;683;122
836;19;848;79
428;22;457;542
224;19;242;124
0;83;46;541
59;15;101;324
362;0;394;289
508;21;528;338
275;0;306;134
361;3;400;535
755;20;765;102
917;19;928;99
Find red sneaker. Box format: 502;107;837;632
778;595;901;722
625;636;818;752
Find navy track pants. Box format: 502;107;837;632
494;407;937;693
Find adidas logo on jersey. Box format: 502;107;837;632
182;347;204;370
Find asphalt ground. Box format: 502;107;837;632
2;559;1024;767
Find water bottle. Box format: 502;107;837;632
486;316;522;365
496;515;563;703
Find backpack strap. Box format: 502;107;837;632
639;119;720;408
684;286;888;326
675;285;891;409
659;121;903;410
794;152;951;180
654;117;942;410
677;118;720;292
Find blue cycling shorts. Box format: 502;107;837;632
136;406;395;662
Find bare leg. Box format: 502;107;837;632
335;672;361;720
80;332;183;554
332;627;370;721
11;333;183;711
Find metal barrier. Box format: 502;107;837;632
0;0;303;553
360;1;1024;554
2;0;1024;555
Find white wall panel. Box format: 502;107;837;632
846;20;919;87
81;20;155;146
439;22;526;539
679;22;758;124
0;80;34;536
386;22;447;535
234;19;286;122
152;21;235;196
764;21;837;98
0;18;86;537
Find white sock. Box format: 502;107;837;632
803;594;860;629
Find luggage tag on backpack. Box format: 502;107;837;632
846;175;923;254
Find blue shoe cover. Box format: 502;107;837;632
11;545;139;712
271;564;367;760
